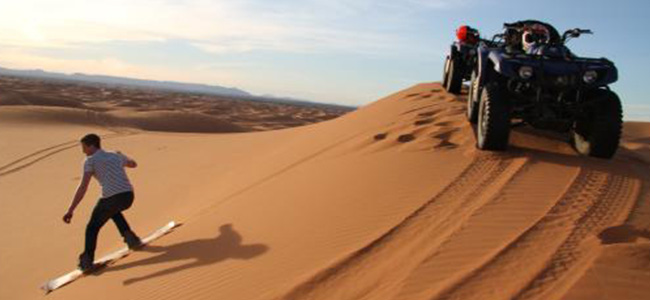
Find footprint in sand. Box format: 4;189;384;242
410;94;433;101
397;134;416;143
404;93;420;99
417;110;441;118
400;105;437;116
414;119;434;126
433;120;464;127
417;108;464;120
431;128;460;140
430;128;461;149
374;133;388;141
434;140;459;149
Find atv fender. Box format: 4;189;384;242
477;48;502;86
477;47;490;87
449;44;460;60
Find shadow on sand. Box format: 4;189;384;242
102;223;268;285
599;225;650;245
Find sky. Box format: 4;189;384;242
0;0;648;120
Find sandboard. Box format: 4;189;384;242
41;221;179;293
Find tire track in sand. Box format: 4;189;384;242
0;140;80;171
513;171;640;300
390;161;579;300
0;132;135;177
430;168;640;300
277;153;527;300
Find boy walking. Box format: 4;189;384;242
63;134;142;271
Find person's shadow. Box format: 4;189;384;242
104;223;268;285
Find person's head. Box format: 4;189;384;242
80;133;101;155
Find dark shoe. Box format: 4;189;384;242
78;253;94;272
123;231;143;250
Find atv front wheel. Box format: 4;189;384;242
445;56;463;94
466;70;480;124
573;89;622;159
477;83;510;150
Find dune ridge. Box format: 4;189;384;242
0;82;649;300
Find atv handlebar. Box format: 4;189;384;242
562;28;592;43
487;33;505;46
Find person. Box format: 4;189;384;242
63;133;142;271
521;23;551;55
456;25;480;45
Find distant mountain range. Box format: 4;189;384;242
0;66;251;97
0;66;354;109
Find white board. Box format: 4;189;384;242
41;221;178;293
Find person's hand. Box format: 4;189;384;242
63;211;73;224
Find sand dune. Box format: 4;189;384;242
0;106;246;133
0;76;351;133
0;82;649;300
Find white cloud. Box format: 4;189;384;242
0;0;462;53
0;0;465;104
0;47;239;85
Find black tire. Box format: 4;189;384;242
572;89;622;159
466;70;480;124
477;83;510;150
445;56;463;94
442;56;450;89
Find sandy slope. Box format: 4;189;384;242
0;83;648;300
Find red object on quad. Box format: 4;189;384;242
456;25;479;44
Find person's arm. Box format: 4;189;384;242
118;151;137;168
63;172;92;224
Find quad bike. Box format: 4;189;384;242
443;25;480;94
468;20;620;159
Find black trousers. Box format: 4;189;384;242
83;191;134;260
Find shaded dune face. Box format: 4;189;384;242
1;80;649;300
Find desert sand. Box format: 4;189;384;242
1;80;649;300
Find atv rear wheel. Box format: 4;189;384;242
466;70;480;124
445;56;463;94
572;89;622;159
477;83;510;150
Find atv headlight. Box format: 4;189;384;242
583;70;598;83
519;66;534;79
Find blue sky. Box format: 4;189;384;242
0;0;647;120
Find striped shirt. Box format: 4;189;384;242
83;149;133;198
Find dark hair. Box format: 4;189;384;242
81;134;101;148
